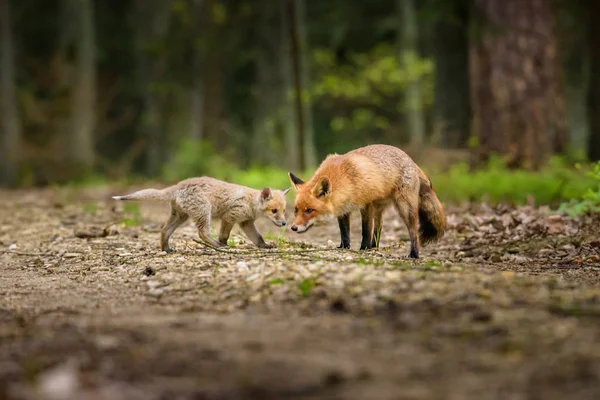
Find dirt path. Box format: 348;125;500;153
1;187;600;399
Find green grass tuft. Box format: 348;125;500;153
298;279;316;297
122;203;142;226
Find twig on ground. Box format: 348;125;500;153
0;250;50;257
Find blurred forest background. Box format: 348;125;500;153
0;0;599;207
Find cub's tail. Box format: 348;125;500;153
417;169;446;244
112;187;172;203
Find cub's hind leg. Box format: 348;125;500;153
160;206;189;253
176;194;225;248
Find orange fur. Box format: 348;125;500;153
289;144;446;258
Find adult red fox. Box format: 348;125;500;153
288;144;446;258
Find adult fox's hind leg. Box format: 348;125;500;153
161;206;189;253
371;205;384;249
360;203;374;250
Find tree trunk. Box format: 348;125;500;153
0;0;21;187
189;81;204;141
557;0;589;154
65;0;96;177
134;0;172;176
433;0;471;148
398;0;426;150
280;0;301;172
200;0;225;152
287;0;316;171
251;43;277;166
470;0;567;170
188;0;204;142
588;0;600;162
250;0;280;166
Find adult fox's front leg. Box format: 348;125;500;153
337;213;351;249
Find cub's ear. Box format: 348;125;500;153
260;187;272;201
281;187;291;196
312;176;331;198
288;172;305;190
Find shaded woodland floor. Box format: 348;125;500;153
1;187;600;399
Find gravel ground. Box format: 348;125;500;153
1;186;600;400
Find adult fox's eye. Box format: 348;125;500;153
271;209;277;214
305;208;314;214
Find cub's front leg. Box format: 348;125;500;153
240;221;274;249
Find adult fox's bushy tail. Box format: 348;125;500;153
417;169;446;244
112;188;172;202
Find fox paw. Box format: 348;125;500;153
259;243;276;249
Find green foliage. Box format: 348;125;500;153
162;140;238;183
163;139;314;193
162;143;597;207
122;203;142;226
231;167;299;193
310;45;434;143
430;157;598;206
298;278;316;297
559;162;600;216
82;202;97;214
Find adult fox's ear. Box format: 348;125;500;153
282;187;292;196
288;172;304;190
313;176;331;198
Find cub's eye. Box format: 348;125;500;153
294;207;298;214
271;209;277;214
305;208;314;214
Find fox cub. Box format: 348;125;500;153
113;177;290;252
288;144;446;259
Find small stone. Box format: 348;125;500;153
586;255;600;264
472;310;493;322
236;261;249;270
37;360;80;400
490;254;502;263
545;215;565;235
148;288;165;296
246;273;260;282
146;280;160;289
